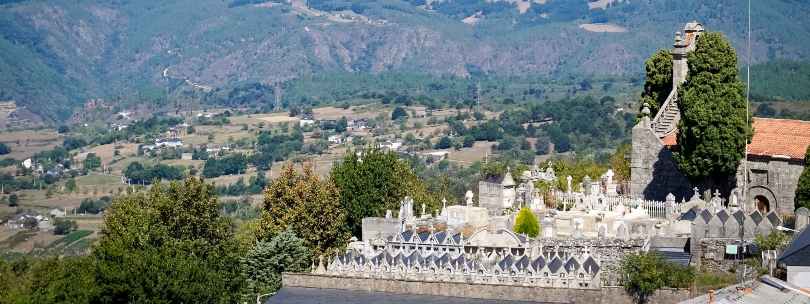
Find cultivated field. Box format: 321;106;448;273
0;129;66;160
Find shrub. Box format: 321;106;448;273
621;250;694;295
514;208;539;237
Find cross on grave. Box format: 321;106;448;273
422;203;426;216
693;187;699;195
713;189;721;199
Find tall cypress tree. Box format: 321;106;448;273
673;32;753;191
637;49;673;121
795;145;810;210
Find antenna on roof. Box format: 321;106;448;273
741;0;752;288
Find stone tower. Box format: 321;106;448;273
671;21;705;90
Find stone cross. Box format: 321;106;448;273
567;176;572;193
442;197;447;211
422;203;426;216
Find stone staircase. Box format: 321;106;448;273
651;90;680;138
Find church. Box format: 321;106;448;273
630;21;810;218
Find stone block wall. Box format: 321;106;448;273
361;217;401;241
282;273;692;304
738;156;804;217
690;238;750;272
535;237;646;269
630;123;692;202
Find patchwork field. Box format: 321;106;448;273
0;129;66;160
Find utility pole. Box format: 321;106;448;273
475;82;483;112
273;83;283;112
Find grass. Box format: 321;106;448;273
695;270;740;294
0;229;38;249
60;237;96;256
42;230;93;251
76;173;123;187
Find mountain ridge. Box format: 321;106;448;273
1;0;809;122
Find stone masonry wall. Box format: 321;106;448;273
282;273;692;304
690;238;751;272
361;217;401;241
535;237;645;270
630;122;692;202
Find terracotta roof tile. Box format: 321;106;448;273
661;118;810;160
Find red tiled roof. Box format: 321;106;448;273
661;118;810;160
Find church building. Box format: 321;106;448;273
630;21;810;218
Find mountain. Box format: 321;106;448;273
1;0;809;122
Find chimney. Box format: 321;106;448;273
708;289;715;303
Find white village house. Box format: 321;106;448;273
155;138;183;148
300;115;315;127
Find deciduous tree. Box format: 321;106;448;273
673;32;753;191
259;161;348;259
331;148;444;237
93;176;246;303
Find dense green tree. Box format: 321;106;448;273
552;135;570;153
463;135;475;147
93;176;246;302
620;250;693;296
0;142;10;155
513;208;539;237
673;32;753;191
392;106;408;120
53;217;78;235
435;137;452;149
241;229;309;295
65;178;77;192
57;125;70;134
258;162;348;259
535;136;550;155
289;106;301;116
8;193;18;207
0;256;101;302
638;49;673;121
335;116;348;133
331;148;444;237
795;144;810;210
83;153;101;170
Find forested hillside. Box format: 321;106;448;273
1;0;809;121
